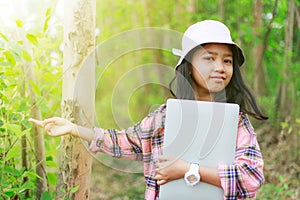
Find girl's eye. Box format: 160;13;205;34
224;59;232;64
204;57;214;61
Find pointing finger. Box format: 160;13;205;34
44;117;61;124
29;118;45;128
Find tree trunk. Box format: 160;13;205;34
275;0;295;126
20;67;29;198
24;63;48;199
186;0;197;14
254;0;278;96
253;0;266;96
55;0;95;199
142;0;168;97
219;0;225;21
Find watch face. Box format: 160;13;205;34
187;174;198;183
184;164;200;186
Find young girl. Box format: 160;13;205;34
30;20;267;199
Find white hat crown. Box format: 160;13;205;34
174;20;245;67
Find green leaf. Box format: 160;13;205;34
23;171;42;180
0;91;8;102
40;191;52;200
70;185;80;194
26;34;38;46
4;51;16;66
4;191;15;198
18;100;30;112
20;128;31;137
16;19;23;28
35;59;41;68
46;160;58;168
61;187;66;194
279;175;284;183
46;172;57;186
20;180;34;192
28;80;41;96
280;122;289;129
5;123;22;137
44;16;50;32
17;40;24;45
44;8;52;32
0;32;8;41
22;118;32;129
22;50;32;62
45;8;51;16
11;44;22;59
5;145;21;161
4;165;23;176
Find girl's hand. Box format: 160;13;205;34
29;117;77;137
154;155;190;185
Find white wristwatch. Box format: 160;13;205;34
184;163;200;186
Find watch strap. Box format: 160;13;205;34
189;163;199;174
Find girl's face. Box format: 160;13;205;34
190;43;233;101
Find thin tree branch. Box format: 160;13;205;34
262;0;279;56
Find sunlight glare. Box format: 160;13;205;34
0;0;63;31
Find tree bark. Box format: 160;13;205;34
253;0;265;95
275;0;295;126
219;0;225;21
24;63;48;199
186;0;197;14
55;0;95;199
253;0;278;96
142;0;168;97
20;66;29;198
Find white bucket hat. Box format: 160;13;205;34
173;20;245;68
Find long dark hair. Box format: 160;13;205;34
169;45;268;120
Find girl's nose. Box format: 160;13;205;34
213;59;225;72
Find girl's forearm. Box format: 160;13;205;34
199;166;222;188
71;124;95;142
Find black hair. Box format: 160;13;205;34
169;44;268;120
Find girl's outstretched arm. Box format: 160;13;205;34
29;117;96;142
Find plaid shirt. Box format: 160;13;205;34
89;104;264;200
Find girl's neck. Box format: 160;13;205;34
192;82;214;102
194;93;213;102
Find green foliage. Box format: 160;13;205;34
257;176;296;200
40;192;52;200
70;185;80;194
0;2;62;198
0;164;36;199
